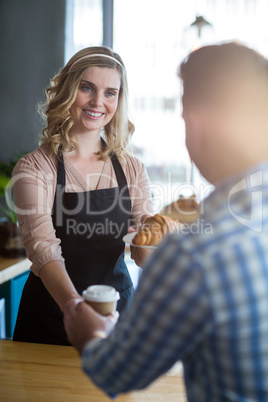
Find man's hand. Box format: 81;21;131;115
129;215;154;268
63;299;119;355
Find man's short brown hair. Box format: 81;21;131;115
179;42;268;107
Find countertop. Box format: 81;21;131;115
0;257;31;285
0;340;186;401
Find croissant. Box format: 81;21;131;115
161;194;199;224
133;214;181;246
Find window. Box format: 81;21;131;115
113;0;268;206
65;0;103;63
66;0;268;207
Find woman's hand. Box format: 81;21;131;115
40;261;83;311
128;215;154;268
64;299;119;355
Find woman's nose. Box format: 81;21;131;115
90;92;103;107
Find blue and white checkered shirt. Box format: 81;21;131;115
82;163;268;401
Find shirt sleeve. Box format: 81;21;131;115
124;154;154;226
81;235;211;396
12;155;64;276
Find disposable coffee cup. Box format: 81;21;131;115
82;285;120;316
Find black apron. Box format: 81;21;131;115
13;153;134;345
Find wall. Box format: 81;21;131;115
0;0;66;163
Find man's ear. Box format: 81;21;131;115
194;108;211;143
185;110;205;147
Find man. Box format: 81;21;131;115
64;43;268;401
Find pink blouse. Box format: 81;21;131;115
12;145;154;276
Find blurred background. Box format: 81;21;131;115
1;0;268;330
1;0;268;213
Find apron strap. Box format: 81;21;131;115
56;152;66;188
110;154;128;190
53;149;132;211
51;148;65;214
111;154;132;212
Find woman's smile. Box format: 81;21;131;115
70;66;121;134
82;109;105;120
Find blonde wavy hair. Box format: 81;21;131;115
39;46;134;160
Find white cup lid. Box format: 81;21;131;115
82;285;120;302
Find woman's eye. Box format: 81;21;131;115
106;91;116;97
81;85;93;92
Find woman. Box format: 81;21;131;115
12;46;153;345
